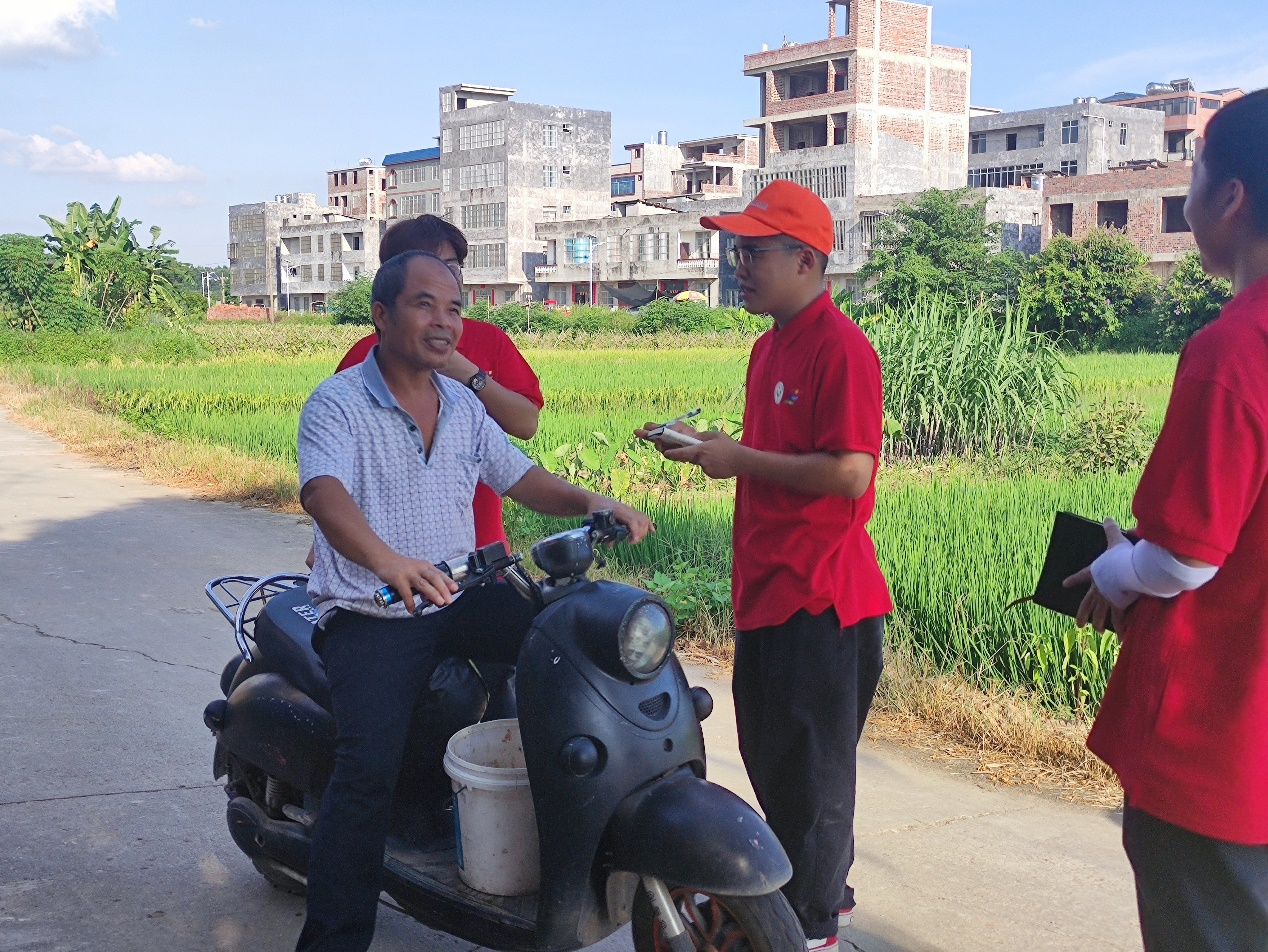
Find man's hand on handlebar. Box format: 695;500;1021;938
372;551;459;612
589;497;655;544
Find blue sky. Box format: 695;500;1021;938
2;0;1265;265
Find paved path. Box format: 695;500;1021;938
0;407;1143;952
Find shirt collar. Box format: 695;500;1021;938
360;344;398;410
772;290;832;347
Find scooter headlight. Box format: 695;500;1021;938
619;601;674;679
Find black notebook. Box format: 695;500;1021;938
1030;512;1121;630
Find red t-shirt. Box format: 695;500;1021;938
1087;274;1268;845
335;320;544;550
732;291;893;632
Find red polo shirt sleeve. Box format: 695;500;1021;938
468;322;544;409
1133;377;1267;566
335;333;377;373
811;331;883;459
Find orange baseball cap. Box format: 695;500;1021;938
700;180;834;258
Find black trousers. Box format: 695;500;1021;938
733;609;885;940
1123;804;1268;952
295;583;537;952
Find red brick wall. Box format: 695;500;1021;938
1044;164;1197;257
855;0;877;47
930;66;966;115
855;58;874;102
947;123;966;155
878;115;925;146
879;1;929;54
931;45;970;64
1044;163;1193;196
767;89;855;117
879;60;927;110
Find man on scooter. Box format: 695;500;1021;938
294;249;653;952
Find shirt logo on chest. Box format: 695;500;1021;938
773;381;800;406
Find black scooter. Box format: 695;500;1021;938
201;513;802;952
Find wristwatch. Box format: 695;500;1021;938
467;370;489;393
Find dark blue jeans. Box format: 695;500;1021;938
1123;803;1268;952
295;583;537;952
733;610;886;940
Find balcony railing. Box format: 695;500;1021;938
677;258;719;273
535;264;559;278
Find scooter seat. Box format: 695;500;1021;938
253;585;332;710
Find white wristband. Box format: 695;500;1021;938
1090;542;1142;611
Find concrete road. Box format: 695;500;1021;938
0;407;1144;952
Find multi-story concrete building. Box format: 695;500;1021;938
1043;161;1196;279
1102;81;1243;159
968;102;1164;187
384;147;442;221
743;0;970;198
227;192;383;311
610;136;682;210
328;159;384;222
535;210;728;307
438;83;611;305
674;134;760;199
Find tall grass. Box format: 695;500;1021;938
864;296;1075;457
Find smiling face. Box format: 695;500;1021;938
372;254;464;372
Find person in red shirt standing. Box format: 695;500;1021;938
638;181;892;952
336;215;544;550
1065;89;1268;951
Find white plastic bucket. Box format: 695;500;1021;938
443;719;540;896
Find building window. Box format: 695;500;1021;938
968;163;1044;188
1060;160;1078;176
612;176;637;197
1006;132;1018;151
1163;196;1191;234
1200;98;1222;110
543;166;559;188
318;264;325;280
459;162;506;190
459;119;505;150
832;58;849;92
970;133;987;155
833;219;850;252
1061;119;1080;144
747;165;849;201
608;235;622;263
442;91;456;113
300;236;312;253
469;243;507;269
317;235;324;253
542;206;558;222
1098;200;1129;230
442;129;453;153
1120;124;1128;146
832;113;847;146
543;124;559;148
1166;130;1189;154
300;265;313;282
461;202;507;230
562;205;572;216
1050;203;1073;237
1038;126;1046;147
562;165;572;176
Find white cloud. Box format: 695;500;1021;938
47;125;78;141
1062;34;1268;98
188;17;217;30
0;129;203;183
0;0;118;67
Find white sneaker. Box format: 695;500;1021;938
839;905;855;927
806;938;838;952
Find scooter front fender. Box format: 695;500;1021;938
605;769;792;897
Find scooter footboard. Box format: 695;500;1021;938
604;769;792;897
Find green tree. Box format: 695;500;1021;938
0;234;100;331
1021;230;1159;348
859;187;1025;310
1156;251;1233;349
331;276;374;324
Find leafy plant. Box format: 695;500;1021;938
331;276;374;324
1057;400;1154;474
1156;251;1233;349
0;234;99;331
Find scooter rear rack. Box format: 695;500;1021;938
206;573;310;664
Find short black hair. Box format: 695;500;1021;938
1201;88;1268;234
371;250;459;311
379;214;469;265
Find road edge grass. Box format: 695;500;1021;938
0;371;1120;807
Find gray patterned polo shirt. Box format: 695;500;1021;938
298;346;534;624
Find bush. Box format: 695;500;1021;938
863;294;1076;456
331;276;373;324
1022;231;1159;348
0;234;102;332
1156;251;1233;349
0;325;209;364
1057;400;1155;474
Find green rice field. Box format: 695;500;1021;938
6;341;1179;716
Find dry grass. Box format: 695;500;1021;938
0;372;1120;806
0;375;302;513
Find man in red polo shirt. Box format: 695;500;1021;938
1065;89;1268;951
336;215;543;550
639;181;891;951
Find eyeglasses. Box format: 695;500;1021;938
726;244;806;268
442;260;463;282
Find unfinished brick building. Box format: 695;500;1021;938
1043;162;1197;279
743;0;970;196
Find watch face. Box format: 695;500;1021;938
469;371;488;392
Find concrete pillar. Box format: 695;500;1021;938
828;1;837;38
